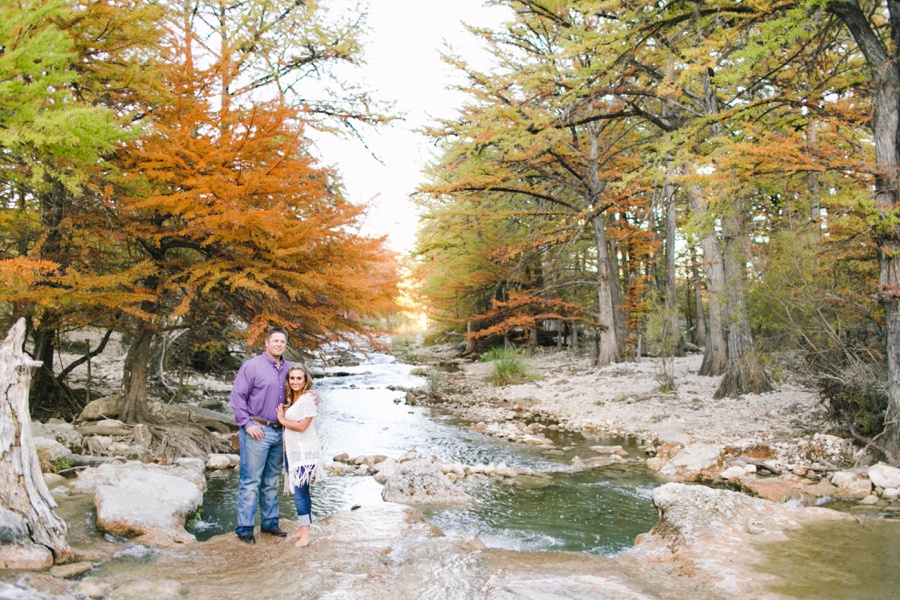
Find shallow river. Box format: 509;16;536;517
190;350;662;555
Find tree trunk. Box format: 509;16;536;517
664;162;685;357
687;184;727;375
826;1;900;463
28;322;80;420
592;214;621;366
606;217;628;350
692;69;732;376
0;319;71;566
690;246;708;347
588;123;621;366
28;179;75;417
714;208;773;399
883;249;900;462
556;319;564;350
29;324;58;415
119;325;155;424
807;122;822;222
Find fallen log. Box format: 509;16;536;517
68;454;115;467
741;457;782;476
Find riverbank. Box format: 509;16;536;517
403;342;900;510
411;344;835;462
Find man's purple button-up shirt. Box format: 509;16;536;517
230;353;292;430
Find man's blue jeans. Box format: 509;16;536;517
235;426;283;536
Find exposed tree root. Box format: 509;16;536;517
146;423;231;464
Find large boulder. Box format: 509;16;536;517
830;471;872;499
372;457;399;484
0;507;54;569
658;443;724;481
76;396;119;421
742;475;838;504
33;437;72;463
0;543;54;571
656;430;691;446
72;459;205;494
381;458;470;505
205;453;240;470
71;461;204;547
0;506;30;545
868;462;900;490
30;421;83;452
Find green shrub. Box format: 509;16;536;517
51;457;72;473
483;347;537;386
479;346;508;362
186;508;202;529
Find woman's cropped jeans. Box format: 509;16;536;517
293;482;312;526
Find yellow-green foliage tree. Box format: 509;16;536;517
417;6;657;364
0;0;164;416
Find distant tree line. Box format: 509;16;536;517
413;1;900;463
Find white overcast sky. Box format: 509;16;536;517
311;1;510;254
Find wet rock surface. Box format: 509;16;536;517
1;503;716;600
4;487;881;599
64;460;206;547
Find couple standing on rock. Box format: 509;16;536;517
228;327;325;547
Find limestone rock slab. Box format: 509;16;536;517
381;458;470;504
659;443;724;480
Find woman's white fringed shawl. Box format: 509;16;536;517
282;391;326;494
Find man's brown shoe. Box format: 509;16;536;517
261;526;287;537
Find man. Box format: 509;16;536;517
229;327;291;544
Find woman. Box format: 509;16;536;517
275;365;324;547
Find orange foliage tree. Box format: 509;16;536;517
110;21;398;423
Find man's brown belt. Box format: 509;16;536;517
250;416;281;429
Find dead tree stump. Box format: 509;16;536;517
0;318;71;567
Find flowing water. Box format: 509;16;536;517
189;350;662;555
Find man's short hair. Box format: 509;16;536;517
266;326;288;341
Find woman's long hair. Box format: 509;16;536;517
284;365;314;406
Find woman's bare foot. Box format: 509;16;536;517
294;525;310;547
